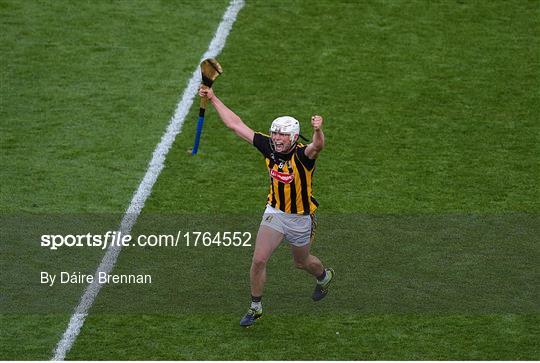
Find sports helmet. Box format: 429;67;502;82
269;116;300;152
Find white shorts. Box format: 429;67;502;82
260;205;316;247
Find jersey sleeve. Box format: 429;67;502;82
253;132;273;158
296;145;316;170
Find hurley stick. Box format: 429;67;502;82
191;58;223;155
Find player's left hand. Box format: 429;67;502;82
311;115;323;130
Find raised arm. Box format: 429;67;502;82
304;115;325;159
199;86;254;144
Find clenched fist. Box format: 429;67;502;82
311;115;323;130
198;85;215;100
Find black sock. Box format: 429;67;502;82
316;269;326;281
251;295;262;303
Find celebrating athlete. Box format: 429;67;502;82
198;85;335;327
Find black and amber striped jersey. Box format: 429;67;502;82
253;132;319;215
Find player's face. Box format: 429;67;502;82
271;132;291;153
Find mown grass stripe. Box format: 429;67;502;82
51;1;245;360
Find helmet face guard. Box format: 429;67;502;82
269;116;300;152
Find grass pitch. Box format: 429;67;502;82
1;0;539;360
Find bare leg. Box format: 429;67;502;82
292;242;334;302
250;225;283;297
291;243;324;277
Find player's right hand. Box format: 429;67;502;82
198;85;214;100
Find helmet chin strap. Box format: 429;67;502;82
284;134;298;153
284;143;296;153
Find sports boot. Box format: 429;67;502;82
239;307;262;327
312;268;335;301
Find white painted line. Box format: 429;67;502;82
51;0;245;360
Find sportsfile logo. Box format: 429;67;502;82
40;231;252;250
270;169;294;184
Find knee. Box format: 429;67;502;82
252;256;267;270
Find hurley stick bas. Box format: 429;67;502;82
190;58;223;155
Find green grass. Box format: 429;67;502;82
66;314;539;360
0;0;229;212
1;0;539;360
149;0;539;214
0;314;71;360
